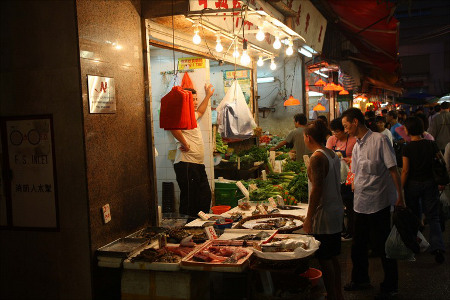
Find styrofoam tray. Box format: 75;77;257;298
217;229;277;242
241;217;303;230
181;240;252;273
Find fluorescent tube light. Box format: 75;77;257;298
257;77;275;83
298;47;312;57
314;70;329;78
308;91;324;97
303;45;317;54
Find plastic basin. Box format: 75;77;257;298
213;218;233;230
300;268;322;286
211;205;231;215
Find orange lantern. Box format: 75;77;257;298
284;95;300;106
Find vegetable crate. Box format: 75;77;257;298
214;182;244;208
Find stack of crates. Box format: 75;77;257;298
214;180;245;208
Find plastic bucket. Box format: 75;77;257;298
211;205;231;215
300;268;322;286
213;218;234;230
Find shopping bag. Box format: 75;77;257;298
416;231;430;253
345;172;354;186
340;160;350;184
385;225;415;261
216;80;256;139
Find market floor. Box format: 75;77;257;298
309;224;450;300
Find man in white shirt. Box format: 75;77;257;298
170;84;214;219
341;108;405;300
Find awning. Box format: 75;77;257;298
327;0;399;73
396;92;439;105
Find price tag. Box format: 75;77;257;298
198;211;209;221
236;181;250;199
261;170;267;181
257;204;268;215
276;195;284;206
268;197;277;208
204;226;218;240
102;204;111;224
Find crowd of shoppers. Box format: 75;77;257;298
306;103;448;300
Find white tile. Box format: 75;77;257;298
156;168;166;180
164;157;174;168
166;168;177;181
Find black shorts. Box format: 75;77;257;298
313;233;341;259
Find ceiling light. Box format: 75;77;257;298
215;35;223;52
303;45;317;54
286;39;293;56
270;57;276;70
240;39;251;66
232;44;240;58
314;78;326;86
192;23;201;45
273;34;281;49
256;27;265;41
257;77;274;83
308;91;324;97
298;47;312;57
339;89;349;95
257;55;264;67
284;95;300;106
313;70;328;78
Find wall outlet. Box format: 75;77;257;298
102;204;111;224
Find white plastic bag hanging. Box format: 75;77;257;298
216;80;256;139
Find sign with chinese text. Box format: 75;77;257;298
178;57;206;70
287;0;327;53
88;75;116;114
3;116;58;229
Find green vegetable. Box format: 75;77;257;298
215;134;228;154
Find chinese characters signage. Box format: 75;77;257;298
2;116;59;229
88;75;116;114
178;57;206;70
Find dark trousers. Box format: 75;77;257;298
174;161;211;218
351;206;398;292
341;184;354;235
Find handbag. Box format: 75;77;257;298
431;141;450;185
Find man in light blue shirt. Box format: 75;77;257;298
386;110;403;141
341;108;405;300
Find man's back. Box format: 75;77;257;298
428;111;450;150
286;127;308;162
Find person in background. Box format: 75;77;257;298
270;113;308;162
415;107;425;116
364;110;377;132
170;84;214;220
341;108;404;300
401;116;445;263
386;110;403;142
326;118;357;241
395;113;435;142
398;110;407;125
318;115;332;140
428;104;441;126
428;101;450;153
381;109;388;117
303;120;345;300
375;116;393;146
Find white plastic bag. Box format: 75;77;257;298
417;231;430;253
216;81;256;139
340;160;350;184
385;225;415;261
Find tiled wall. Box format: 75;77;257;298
150;48;214;212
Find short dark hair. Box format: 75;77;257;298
365;110;375;118
183;88;197;94
342;108;365;126
404;116;424;136
387;110;398;119
294;113;307;125
382;109;388;115
434;104;441;112
317;115;328;124
330;117;344;131
375;116;387;123
304;120;329;145
441;101;449;109
416;113;429;130
398;110;406;116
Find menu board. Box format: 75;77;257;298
1;116;59;229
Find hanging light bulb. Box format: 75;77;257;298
273;34;281;49
270;57;276;70
240;40;250;66
215;34;223;52
257;55;264;67
286;39;293;56
232;43;240;58
192;23;201;45
256;27;265;41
